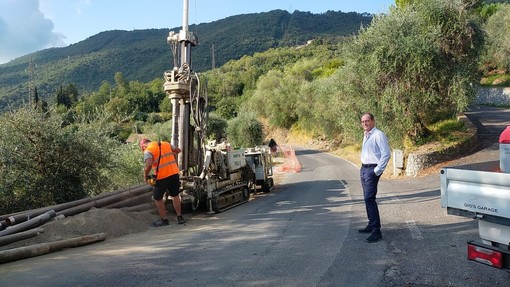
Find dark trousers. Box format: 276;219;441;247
360;166;381;233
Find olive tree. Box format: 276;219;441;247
0;106;139;214
226;112;264;148
334;0;484;145
483;4;510;71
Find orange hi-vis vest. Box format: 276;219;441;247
145;141;179;180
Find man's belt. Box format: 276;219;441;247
362;164;377;168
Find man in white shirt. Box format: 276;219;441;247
358;113;391;243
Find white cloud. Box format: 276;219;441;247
0;0;66;64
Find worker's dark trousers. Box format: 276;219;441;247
360;166;381;233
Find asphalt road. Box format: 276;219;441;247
465;105;510;142
0;105;509;287
0;148;361;287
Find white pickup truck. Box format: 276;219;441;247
440;160;510;271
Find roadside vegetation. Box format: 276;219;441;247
1;0;510;214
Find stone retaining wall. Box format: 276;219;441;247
403;86;508;176
475;87;510;106
404;115;478;176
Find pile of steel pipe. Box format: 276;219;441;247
0;184;154;259
0;210;56;237
0;184;150;224
2;198;90;227
0;184;152;229
55;184;152;218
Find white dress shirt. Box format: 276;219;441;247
361;127;391;176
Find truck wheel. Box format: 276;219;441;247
243;186;250;199
262;181;271;193
268;178;274;188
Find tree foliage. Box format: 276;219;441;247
482;3;510;71
54;84;79;108
329;0;484;146
0;106;141;214
238;0;484;148
207;113;228;141
227;112;264;148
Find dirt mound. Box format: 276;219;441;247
50;208;156;238
0;208;157;251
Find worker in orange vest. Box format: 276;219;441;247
140;138;185;226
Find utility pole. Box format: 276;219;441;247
211;44;216;70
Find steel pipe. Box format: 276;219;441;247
56;185;152;217
0;227;44;247
4;198;89;226
0;210;56;237
0;233;106;264
121;202;156;213
56;202;96;218
103;192;152;209
93;185;152;208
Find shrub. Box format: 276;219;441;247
227;112;264;148
0;106;138;214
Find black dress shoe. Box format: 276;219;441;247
358;226;373;233
365;232;383;243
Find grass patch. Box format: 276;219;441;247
431;119;468;144
480;74;510;87
406;118;472;154
333;143;361;166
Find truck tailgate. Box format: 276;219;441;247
440;161;510;219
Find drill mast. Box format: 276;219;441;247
163;0;204;176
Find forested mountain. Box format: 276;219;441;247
0;9;372;110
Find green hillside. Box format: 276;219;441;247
0;10;372;110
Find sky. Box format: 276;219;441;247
0;0;395;64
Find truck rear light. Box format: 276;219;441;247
467;243;503;269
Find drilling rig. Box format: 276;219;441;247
163;0;274;213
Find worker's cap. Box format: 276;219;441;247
139;138;151;149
